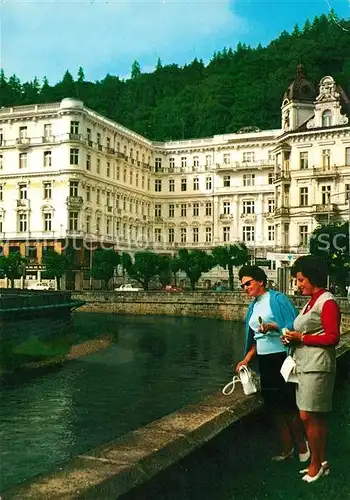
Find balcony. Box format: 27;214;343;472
66;196;84;207
69;133;82;141
274;207;290;216
16;199;30;208
16;137;30;149
313;203;339;222
106;148;115;155
313;165;338;178
263;212;275;221
154;217;164;224
240;213;256;223
219;213;233;220
274;171;291;182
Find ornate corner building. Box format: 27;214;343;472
0;66;349;289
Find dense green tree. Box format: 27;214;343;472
127;251;160;290
90;249;120;290
177;249;215;290
42;250;73;290
0;252;27;288
131;60;141;79
309;222;349;294
212;243;249;290
77;66;85;83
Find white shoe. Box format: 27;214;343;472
299;441;310;463
300;461;330;476
302;466;324;483
272;448;294;461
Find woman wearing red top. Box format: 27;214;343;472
285;255;340;483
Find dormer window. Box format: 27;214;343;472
322;110;332;127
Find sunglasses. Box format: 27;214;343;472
241;279;254;289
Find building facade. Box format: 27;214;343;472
0;67;349;289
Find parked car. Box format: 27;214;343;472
115;283;143;292
160;285;183;292
27;281;54;291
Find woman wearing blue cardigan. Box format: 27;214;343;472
236;265;309;462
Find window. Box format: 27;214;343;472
69;181;79;197
193;227;199;243
169;179;175;192
223;201;230;215
106;162;110;177
0;185;3;201
43;182;51;199
19;213;27;232
19;184;27;199
243;174;255;186
97;132;101;150
19;152;27;169
116;166;120;180
322;149;331;169
181;204;187;217
106;217;111;235
223;176;230;187
70;148;79;165
168;228;174;243
193;177;199;191
19;126;27;139
155;204;162;217
69;211;78;231
268;225;275;241
155;228;162;243
97;158;101;174
44;124;52;139
299;225;308;246
44;213;52;232
321;185;331;205
129;170;133;185
0;215;3;233
96;189;100;205
243;200;255;214
169;158;175;171
299;187;308;206
205;227;212;242
268;199;275;213
87;128;92;146
205;177;212;190
86;215;91;233
205;202;212;216
135;173;139;187
205;155;212;167
181;157;187;168
193;156;199;168
193;203;199;217
243;151;255;163
106;137;111;151
70;121;79;135
141;175;144;188
346;184;350;202
223;153;230;164
123;168;127;182
155;158;162;172
169;204;174;218
86;186;91;202
0;154;3;170
300;152;308;170
346;147;350;167
181;228;187;243
322;110;332;127
155;179;162;192
181;178;187;192
242;226;255;242
86;154;91;171
268;172;274;184
223;226;230;242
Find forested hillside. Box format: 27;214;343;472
1;13;349;141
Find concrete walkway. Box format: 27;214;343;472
4;331;350;500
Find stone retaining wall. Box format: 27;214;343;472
72;291;350;333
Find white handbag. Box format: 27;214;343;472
280;355;298;383
222;365;258;396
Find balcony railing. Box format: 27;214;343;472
313;165;338;177
275;207;290;216
313;203;338;213
66;196;84;206
219;213;233;220
240;213;256;222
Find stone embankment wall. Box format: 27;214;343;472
72;291;350;334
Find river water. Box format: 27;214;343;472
0;313;245;492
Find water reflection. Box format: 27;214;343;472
0;313;245;492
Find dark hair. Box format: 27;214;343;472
238;265;267;287
290;255;328;288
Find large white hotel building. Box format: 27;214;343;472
0;67;349;289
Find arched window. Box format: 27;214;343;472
322;110;332;127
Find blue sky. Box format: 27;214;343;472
0;0;349;84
